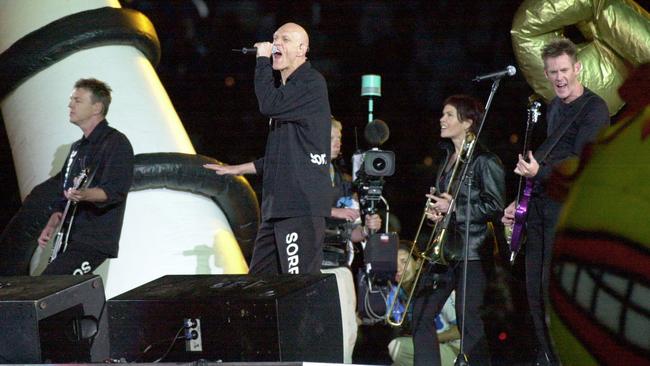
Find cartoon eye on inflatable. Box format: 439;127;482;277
511;0;650;115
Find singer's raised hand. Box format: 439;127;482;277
254;42;273;58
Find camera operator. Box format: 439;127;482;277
323;117;382;364
328;117;382;245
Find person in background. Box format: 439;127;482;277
388;241;460;366
323;117;384;363
328;117;382;244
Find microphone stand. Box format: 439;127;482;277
454;77;502;366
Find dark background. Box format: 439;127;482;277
1;1;646;364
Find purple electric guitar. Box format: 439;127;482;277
507;101;541;264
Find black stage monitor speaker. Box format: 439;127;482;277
108;274;342;363
0;275;109;364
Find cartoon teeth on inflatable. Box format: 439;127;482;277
512;0;650;364
0;0;258;297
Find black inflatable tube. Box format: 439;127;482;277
0;6;160;100
132;152;259;260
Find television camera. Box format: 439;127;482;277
352;119;395;217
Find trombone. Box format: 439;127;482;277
386;131;476;326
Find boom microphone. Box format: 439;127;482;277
473;65;516;82
364;119;390;147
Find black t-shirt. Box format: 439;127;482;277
253;58;331;219
52;120;134;257
533;88;610;194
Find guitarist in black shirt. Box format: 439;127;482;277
37;78;133;275
502;39;609;365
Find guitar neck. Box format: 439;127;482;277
514;176;525;205
54;200;73;231
514;111;537;205
55;171;86;233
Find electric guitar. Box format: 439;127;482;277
29;169;92;276
30;168;93;275
49;168;91;262
506;101;541;264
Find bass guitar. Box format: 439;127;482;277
506;100;541;264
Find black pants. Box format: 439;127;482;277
412;260;491;366
525;196;562;363
249;216;325;275
42;247;108;275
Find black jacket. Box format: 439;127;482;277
434;141;505;260
253;58;331;220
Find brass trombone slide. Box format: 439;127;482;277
386;132;476;326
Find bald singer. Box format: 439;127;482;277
205;22;332;275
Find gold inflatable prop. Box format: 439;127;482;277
512;0;650;115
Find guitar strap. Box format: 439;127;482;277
533;94;594;163
63;143;81;189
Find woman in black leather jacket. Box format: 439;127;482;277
412;94;505;366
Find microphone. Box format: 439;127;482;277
231;46;278;55
364;119;390;147
232;47;257;54
473;65;516;82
